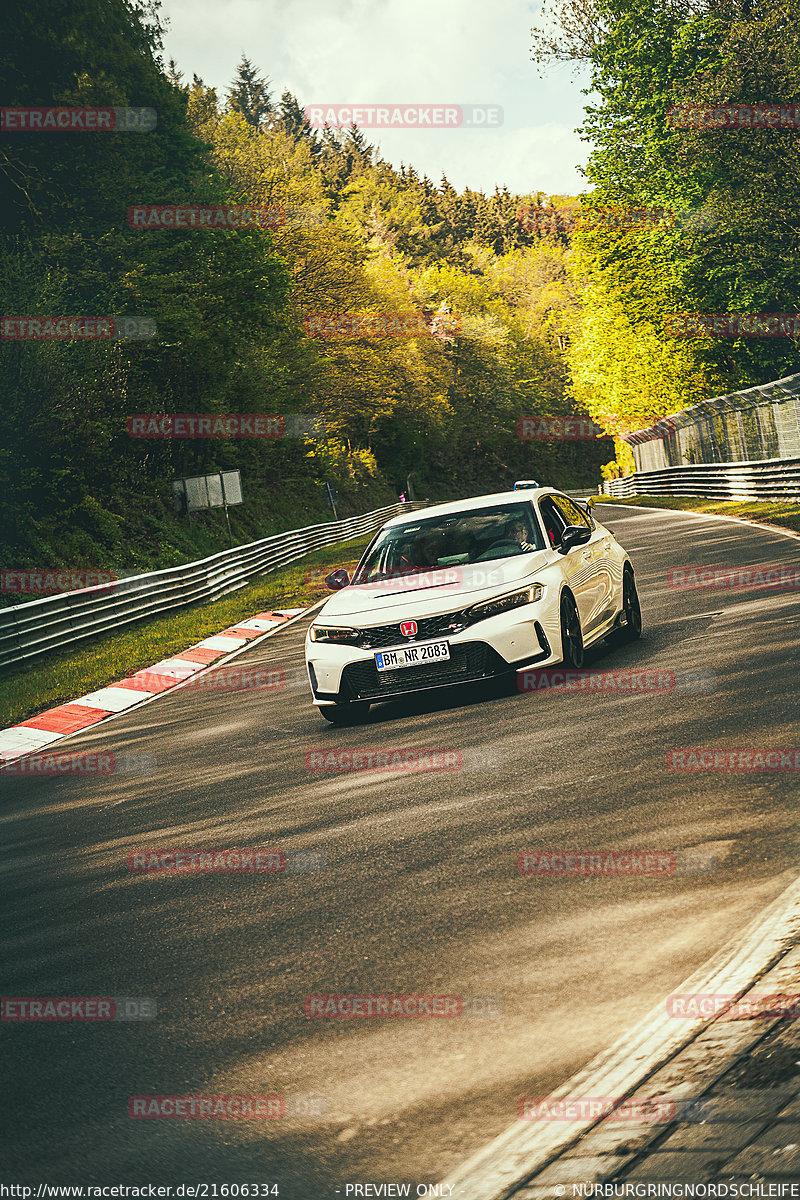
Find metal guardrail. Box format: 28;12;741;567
0;501;429;671
602;457;800;501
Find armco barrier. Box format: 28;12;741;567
0;502;428;670
603;457;800;501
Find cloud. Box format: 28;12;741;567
161;0;593;194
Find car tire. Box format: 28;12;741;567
559;591;584;669
319;701;371;725
609;567;642;644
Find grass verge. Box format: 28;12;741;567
591;494;800;535
0;537;370;729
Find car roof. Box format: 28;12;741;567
384;488;560;527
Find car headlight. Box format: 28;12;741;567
466;584;543;623
309;625;358;644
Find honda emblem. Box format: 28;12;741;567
400;620;418;637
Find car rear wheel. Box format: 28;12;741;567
610;567;642;644
559;592;584;669
319;701;371;725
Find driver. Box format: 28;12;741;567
507;519;536;552
412;531;442;568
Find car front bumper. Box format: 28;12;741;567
305;604;560;705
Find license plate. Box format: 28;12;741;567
374;641;451;671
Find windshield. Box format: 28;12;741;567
352;503;545;584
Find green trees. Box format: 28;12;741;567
0;0;291;562
1;3;609;571
532;0;800;463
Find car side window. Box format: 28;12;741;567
553;495;592;530
538;497;566;548
568;497;595;529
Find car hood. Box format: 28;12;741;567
314;551;552;622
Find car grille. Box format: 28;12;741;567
338;642;507;701
347;609;469;650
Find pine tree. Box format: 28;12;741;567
277;90;314;142
342;124;373;173
186;74;219;129
228;55;272;127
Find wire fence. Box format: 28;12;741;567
626;373;800;472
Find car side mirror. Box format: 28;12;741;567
558;525;592;554
324;568;350;590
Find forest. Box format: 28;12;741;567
2;0;795;568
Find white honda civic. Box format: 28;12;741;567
304;489;641;723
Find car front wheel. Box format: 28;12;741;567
559;592;584;669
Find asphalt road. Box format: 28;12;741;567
2;504;800;1195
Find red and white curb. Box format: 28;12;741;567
0;608;308;768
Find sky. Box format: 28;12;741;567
159;0;595;197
